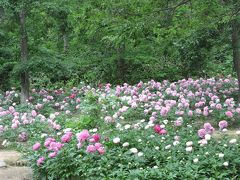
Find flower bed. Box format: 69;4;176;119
0;77;240;179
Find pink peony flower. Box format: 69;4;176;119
44;138;55;147
225;111;233;118
37;157;45;166
86;145;96;153
94;143;103;149
61;132;72;143
198;129;207;138
104;116;114;123
31;110;37;117
97;147;105;154
48;152;57;158
33;142;41;151
159;129;167;135
203;122;215;134
174;120;182;126
219;120;228;129
188;110;193;116
203;123;212;130
48;142;64;152
154;125;161;133
76;130;90;142
91;134;101;143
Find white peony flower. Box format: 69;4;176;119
186;141;193;147
124;124;131;130
186;146;193;152
235;130;240;135
193;158;198;163
163;120;168;124
229;139;237;144
113;137;121;144
130;148;138;154
160;124;165;129
92;128;98;132
165;145;171;149
218;153;224;158
138;152;144;157
63;128;72;133
204;134;211;141
222;128;228;132
122;142;129;147
223;162;229;166
173;141;180;146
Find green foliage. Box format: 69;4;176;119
0;0;239;90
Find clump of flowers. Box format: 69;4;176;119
218;120;228;130
198;122;214;139
153;124;167;135
76;129;105;155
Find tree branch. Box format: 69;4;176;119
153;0;191;13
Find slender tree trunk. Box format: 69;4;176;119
19;9;30;103
232;19;240;101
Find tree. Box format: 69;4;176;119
19;7;30;103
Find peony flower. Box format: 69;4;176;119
159;129;167;135
204;134;211;141
193;158;198;163
173;141;180;146
33;142;41;151
61;132;72;143
225;111;233;118
90;134;101;142
123;142;129;147
37;157;45;166
113;137;121;144
94;143;102;149
186;146;193;152
223;162;229;166
76;130;90;142
104;116;114;123
198;129;206;138
218;120;228;130
186;141;193;147
97;147;105;154
44;138;55;147
138;152;144;157
218;153;224;158
229;139;237;144
130;148;138;154
86;145;96;153
204;123;212;131
199;139;208;146
124;124;131;130
154;124;161;133
165;145;171;149
49;152;57;158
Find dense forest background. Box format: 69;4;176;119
0;0;239;91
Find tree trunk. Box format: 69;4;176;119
19;9;30;103
232;19;240;101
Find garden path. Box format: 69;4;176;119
0;151;32;180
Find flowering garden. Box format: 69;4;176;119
0;76;240;179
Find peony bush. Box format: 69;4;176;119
0;76;240;179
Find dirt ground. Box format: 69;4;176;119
0;151;32;180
